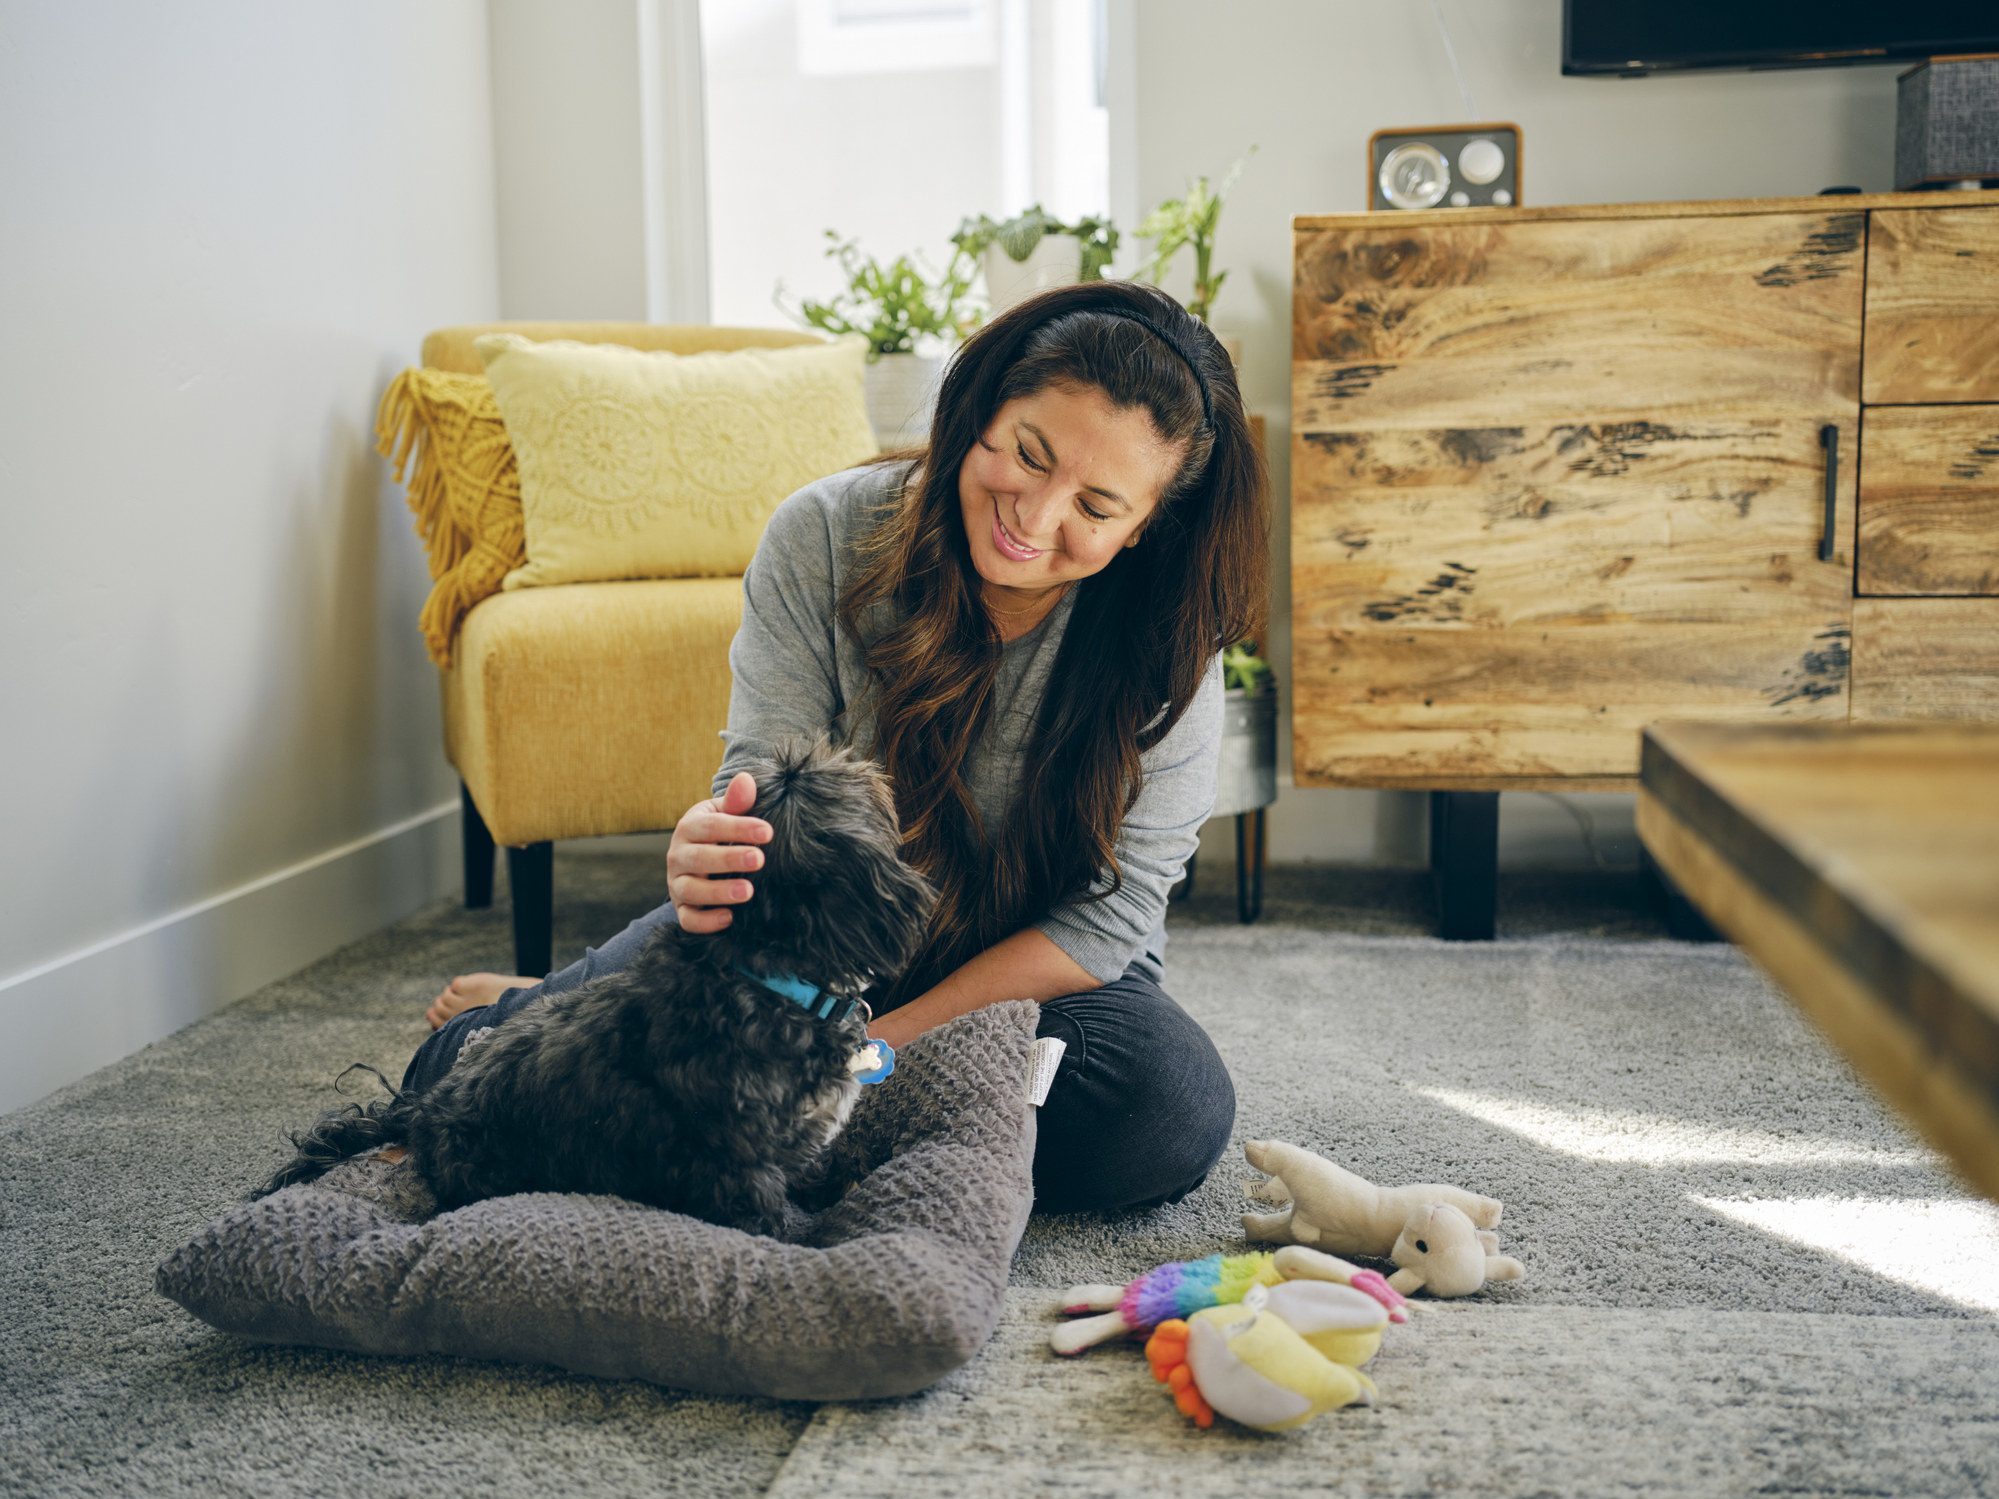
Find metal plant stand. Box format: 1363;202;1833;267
1233;806;1268;923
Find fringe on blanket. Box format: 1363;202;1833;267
374;368;525;667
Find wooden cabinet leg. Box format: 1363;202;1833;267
506;841;554;978
1235;809;1266;924
1429;791;1498;941
1640;847;1723;942
460;782;495;910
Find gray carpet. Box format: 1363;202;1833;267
4;855;1995;1498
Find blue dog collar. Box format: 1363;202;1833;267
732;963;863;1023
732;963;891;1084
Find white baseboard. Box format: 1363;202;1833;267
0;801;460;1115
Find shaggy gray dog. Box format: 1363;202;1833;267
260;740;937;1234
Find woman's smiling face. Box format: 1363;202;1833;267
957;381;1184;594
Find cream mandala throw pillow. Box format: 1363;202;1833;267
475;332;878;588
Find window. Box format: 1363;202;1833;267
701;0;1110;330
796;0;997;76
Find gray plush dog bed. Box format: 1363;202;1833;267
157;1001;1039;1400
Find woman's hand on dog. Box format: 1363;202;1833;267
667;771;773;934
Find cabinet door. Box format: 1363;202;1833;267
1857;405;1999;596
1863;207;1999;405
1292;210;1862;786
1852;600;1999;721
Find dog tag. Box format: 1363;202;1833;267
849;1040;895;1085
1026;1036;1066;1107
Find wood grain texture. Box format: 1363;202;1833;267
1857;404;1999;595
1636;767;1999;1203
1294;186;1999;233
1863;207;1999;404
1851;598;1999;720
1294;212;1863;424
1639;720;1999;1199
1291;415;1855;782
1640;721;1999;1023
1291;209;1863;784
1294;625;1850;784
1292;417;1858;608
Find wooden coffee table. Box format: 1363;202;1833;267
1637;721;1999;1201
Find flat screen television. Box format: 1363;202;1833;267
1563;1;1999;77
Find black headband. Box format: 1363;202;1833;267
1099;307;1215;427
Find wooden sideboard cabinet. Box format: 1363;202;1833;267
1291;189;1999;935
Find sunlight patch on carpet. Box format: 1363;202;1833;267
1693;1196;1999;1314
1415;1088;1931;1166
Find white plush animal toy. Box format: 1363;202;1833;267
1386;1201;1525;1297
1241;1140;1524;1298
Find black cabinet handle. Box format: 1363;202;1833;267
1819;424;1839;563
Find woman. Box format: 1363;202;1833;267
412;281;1268;1213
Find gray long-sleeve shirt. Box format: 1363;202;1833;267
713;463;1222;985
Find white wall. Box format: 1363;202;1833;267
0;1;501;1111
488;0;649;321
486;0;711;325
1132;0;1901;870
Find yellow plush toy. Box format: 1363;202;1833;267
1053;1245;1410;1433
1143;1279;1384;1432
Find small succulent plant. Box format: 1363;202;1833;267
1222;640;1273;696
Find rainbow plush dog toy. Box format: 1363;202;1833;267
1051;1247;1408;1433
1050;1246;1407;1356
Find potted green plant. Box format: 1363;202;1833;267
1133;148;1255;338
1217;640;1277;815
951;206;1119;315
781;231;979;447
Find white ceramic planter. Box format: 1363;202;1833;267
983;236;1083;316
1212;684;1278;818
864;351;943;449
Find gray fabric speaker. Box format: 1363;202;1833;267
1897;56;1999;191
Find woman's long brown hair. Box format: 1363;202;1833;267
837;282;1268;1005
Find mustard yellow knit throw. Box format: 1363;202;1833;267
375;368;525;667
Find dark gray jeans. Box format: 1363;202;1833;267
406;901;1235;1214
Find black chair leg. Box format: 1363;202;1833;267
1235;808;1266;924
1430;791;1498;941
461;782;495;909
506;841;554;978
1170;849;1197;903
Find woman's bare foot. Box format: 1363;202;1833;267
426;972;535;1030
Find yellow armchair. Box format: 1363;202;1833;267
420;322;824;975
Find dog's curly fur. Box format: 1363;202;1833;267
260;740;937;1234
